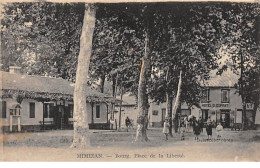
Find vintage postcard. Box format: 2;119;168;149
0;0;260;162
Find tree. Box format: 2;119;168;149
217;3;260;129
71;3;96;148
150;3;225;135
1;2;84;81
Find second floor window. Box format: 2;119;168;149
221;89;230;103
201;89;210;103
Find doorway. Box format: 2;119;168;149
220;109;230;128
161;108;166;127
202;109;209;122
54;105;69;129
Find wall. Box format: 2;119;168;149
0;98;43;127
149;101;198;127
114;105;138;128
91;102;108;124
255;108;260;125
201;87;242;109
1;98;110;132
200;87;242;124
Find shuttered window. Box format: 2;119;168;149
221;89;230;103
30;102;35;118
1;101;7;118
96;105;100;118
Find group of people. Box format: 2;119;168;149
190;117;224;140
163;116;224;141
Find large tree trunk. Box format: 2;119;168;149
240;52;247;130
111;74;118;119
135;30;150;142
164;92;173;137
118;80;123;130
71;4;96;148
163;68;173;137
172;71;182;133
100;74;105;93
252;98;259;129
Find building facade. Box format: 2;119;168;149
0;67;114;133
148;70;260;129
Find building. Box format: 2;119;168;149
200;70;260;129
0;67;114;133
149;70;260;129
113;93;138;129
149;102;200;127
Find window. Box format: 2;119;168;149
29;102;35;118
201;88;210;103
44;103;54;118
221;89;230;103
96;105;100;118
68;104;73;118
1;101;6;118
152;110;158;115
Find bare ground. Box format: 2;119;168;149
1;128;260;161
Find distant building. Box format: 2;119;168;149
149;70;260;129
0;67;114;133
113;93;138;129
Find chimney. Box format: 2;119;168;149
9;66;21;74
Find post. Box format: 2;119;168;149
106;104;109;124
91;102;94;124
18;116;21;132
9;115;13;132
42;102;45;130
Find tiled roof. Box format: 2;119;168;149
202;69;240;87
0;71;113;102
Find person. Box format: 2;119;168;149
206;121;213;140
198;117;204;133
135;116;144;141
193;121;200;140
184;116;188;129
216;122;223;138
125;116;131;132
163;118;170;141
180;122;186;140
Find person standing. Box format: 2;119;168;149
193;121;200;140
198;117;204;133
180;122;186;140
125;116;131;132
206;121;213;140
163;118;170;141
216;122;223;138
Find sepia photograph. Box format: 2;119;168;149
0;0;260;162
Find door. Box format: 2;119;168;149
202;109;209;122
161;108;166;127
220;109;230;128
54;105;64;129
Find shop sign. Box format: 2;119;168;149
201;103;229;108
